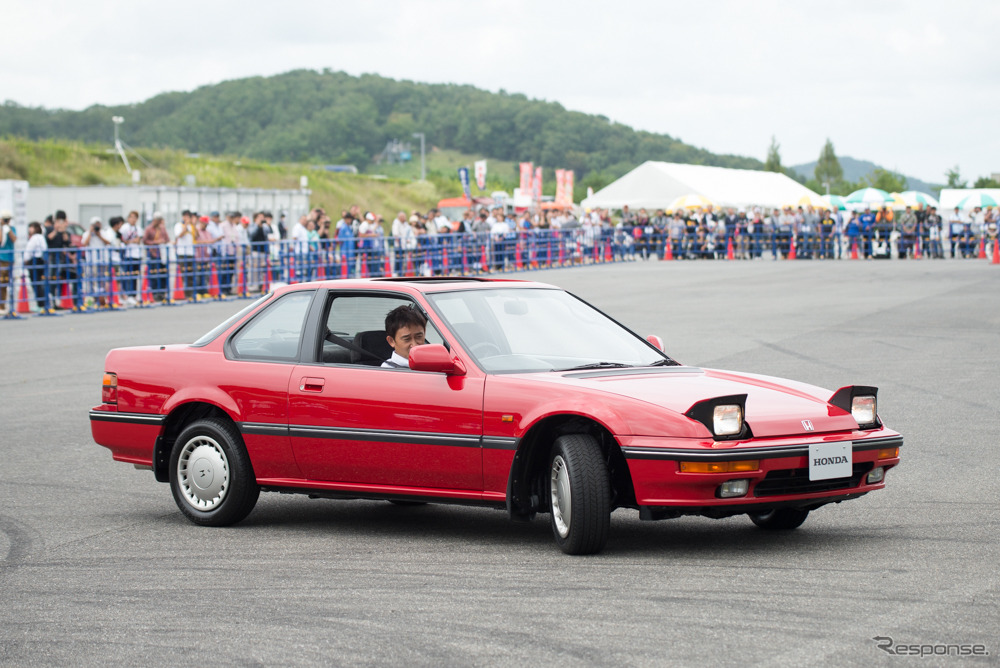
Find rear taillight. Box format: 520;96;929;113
102;373;118;405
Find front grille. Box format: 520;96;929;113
753;462;873;497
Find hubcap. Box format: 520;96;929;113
177;436;229;511
551;455;571;538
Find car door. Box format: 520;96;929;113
288;291;485;491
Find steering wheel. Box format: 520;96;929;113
470;341;502;358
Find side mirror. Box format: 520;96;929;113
646;335;664;352
408;344;467;376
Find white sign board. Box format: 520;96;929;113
808;442;852;481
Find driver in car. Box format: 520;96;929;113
382;304;427;369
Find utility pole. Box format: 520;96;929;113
112;116;132;174
412;132;425;181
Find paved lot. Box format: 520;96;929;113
1;260;997;666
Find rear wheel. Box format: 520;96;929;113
548;434;610;555
748;508;809;530
169;418;259;526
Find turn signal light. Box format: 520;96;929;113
102;373;118;405
679;460;759;473
877;447;899;459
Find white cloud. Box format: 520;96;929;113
3;0;998;184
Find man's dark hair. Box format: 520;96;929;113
55;210;67;221
385;304;427;339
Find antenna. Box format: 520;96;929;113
111;116;155;178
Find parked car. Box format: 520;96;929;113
91;277;902;554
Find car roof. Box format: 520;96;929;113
275;277;559;296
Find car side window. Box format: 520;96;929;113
322;294;443;367
230;291;313;361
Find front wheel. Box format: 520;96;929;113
748;508;809;530
169;418;259;526
548;434;611;555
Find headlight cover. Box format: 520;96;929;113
685;394;750;440
713;404;743;436
851;395;876;426
830;385;880;429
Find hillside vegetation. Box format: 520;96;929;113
0;137;448;216
0;69;762;199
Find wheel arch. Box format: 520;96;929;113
152;402;240;482
506;414;636;520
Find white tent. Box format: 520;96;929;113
939;188;1000;211
581;161;824;210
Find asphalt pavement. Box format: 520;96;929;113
1;259;997;667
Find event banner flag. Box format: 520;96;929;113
474;160;487;191
555;169;575;206
458;167;471;201
519;162;533;194
534;166;543;202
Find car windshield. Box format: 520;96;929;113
427;287;674;373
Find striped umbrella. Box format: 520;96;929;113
791;193;829;208
824;194;848;211
897;190;939;208
888;193;907;209
956;192;998;209
845;187;893;207
667;194;716;210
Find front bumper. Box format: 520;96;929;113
621;433;902;511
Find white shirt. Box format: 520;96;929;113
25;232;47;260
291;222;310;253
381;351;410;369
174;222;195;257
491;220;511;235
119;222;142;259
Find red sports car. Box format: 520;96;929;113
91;277;902;554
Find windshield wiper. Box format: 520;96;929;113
557;362;634;372
649;358;681;366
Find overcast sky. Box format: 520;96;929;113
5;0;998;185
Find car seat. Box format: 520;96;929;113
351;330;393;366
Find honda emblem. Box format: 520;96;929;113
802;420;815;431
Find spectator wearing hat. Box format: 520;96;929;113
0;210;15;310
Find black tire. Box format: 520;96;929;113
748;508;809;530
169;418;259;526
548;434;611;555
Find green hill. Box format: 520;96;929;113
0;69;762;199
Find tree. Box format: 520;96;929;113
864;168;906;193
945;165;967;188
973;175;1000;188
814;139;843;188
764;136;782;172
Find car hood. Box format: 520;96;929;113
532;366;857;437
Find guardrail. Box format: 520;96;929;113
2;229;997;318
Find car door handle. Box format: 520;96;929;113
300;377;325;392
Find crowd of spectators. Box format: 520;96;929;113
2;199;998;316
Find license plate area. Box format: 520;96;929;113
808;442;852;481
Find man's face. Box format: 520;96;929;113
387;324;426;359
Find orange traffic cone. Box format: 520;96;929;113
209;263;220;297
172;270;186;301
992;239;1000;265
316;263;326;280
340;254;349;279
110;268;121;308
604;240;612;263
663;239;673;261
405;253;415;277
60;282;73;309
515;241;523;270
481;245;489;274
914;237;922;259
16;274;32;314
287;256;296;283
236;262;247;297
141;266;154;304
557;241;565;266
726;237;735;261
851;239;859;260
442;246;450;274
384;252;392;277
978;237;987;259
360;254;369;278
788;236;797;260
